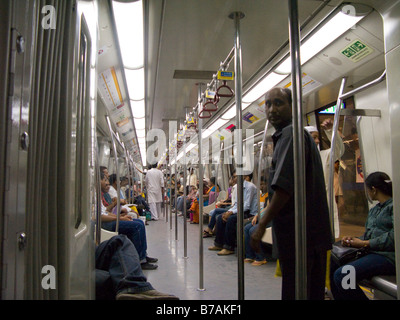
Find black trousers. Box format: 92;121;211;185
279;247;327;300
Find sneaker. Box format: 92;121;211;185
116;289;179;300
244;258;255;263
217;249;234;256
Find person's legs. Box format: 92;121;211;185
279;256;296;300
208;208;228;231
307;248;327;300
149;202;158;220
331;253;395;300
102;219;148;262
95;235;153;295
223;214;237;251
96;235;179;300
244;222;256;260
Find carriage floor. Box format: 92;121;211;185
143;210;282;300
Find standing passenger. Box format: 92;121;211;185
145;163;164;221
250;87;332;300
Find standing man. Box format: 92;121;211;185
145;163;164;221
251;87;332;300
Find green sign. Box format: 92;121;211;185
341;39;373;62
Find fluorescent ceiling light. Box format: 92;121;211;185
136;128;146;138
134;117;146;130
242;72;288;104
221;105;236;120
275;10;364;74
131;99;145;118
202;119;229;139
125;68;145;101
112;1;144;69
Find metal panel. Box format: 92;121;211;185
1;0;37;300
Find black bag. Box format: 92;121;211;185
331;241;368;266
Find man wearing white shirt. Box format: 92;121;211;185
108;174;136;219
145;163;165;220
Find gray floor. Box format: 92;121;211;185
143;212;282;300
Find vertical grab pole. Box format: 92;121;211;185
94;144;102;246
105;115;120;233
170;167;173;229
197;83;205;291
164;169;168;221
328;77;347;242
183;144;188;258
288;0;307;300
174;148;178;240
230;11;245;301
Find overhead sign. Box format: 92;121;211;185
341;39;373;63
217;71;234;81
284;73;321;95
98;67;124;109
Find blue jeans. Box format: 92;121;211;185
214;211;252;251
244;222;267;261
330;253;396;300
208;207;228;230
95;235;153;299
102;219;148;262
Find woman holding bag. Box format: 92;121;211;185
330;171;395;300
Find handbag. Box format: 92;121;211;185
331;241;368;266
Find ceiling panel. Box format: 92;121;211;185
145;0;330;135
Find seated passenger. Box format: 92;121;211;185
215;176;233;209
244;178;269;265
330;171;395;300
107;173;137;219
188;179;210;224
96;235;179;300
99;172;158;270
203;173;237;237
208;172;258;255
203;177;219;206
178;185;197;218
206;177;220;206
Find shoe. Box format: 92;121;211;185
251;259;267;266
146;256;158;263
141;262;158;270
244;258;254;263
116;289;179;300
217;249;234;256
151;218;158;221
208;245;223;251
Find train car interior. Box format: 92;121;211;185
0;0;399;301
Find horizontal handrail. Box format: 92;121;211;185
339;70;386;100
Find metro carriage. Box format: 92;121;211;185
1;0;399;300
